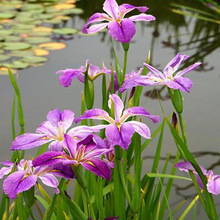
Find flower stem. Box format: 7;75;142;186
74;166;95;220
122;50;128;82
178;113;187;146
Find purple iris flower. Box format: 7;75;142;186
75;94;159;150
0;159;74;199
81;0;155;43
120;54;201;93
11;108;100;152
175;161;220;195
56;60;116;88
33;134;111;181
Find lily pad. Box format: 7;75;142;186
0;30;13;36
38;42;66;50
54;15;71;21
0;13;16;19
53;28;78;35
63;8;84;15
25;37;51;44
0;55;11;61
54;4;75;10
23;56;48;63
4;36;21;42
9;50;34;58
32;26;53;33
3;42;32;50
0;67;17;75
9;60;30;69
34;48;49;56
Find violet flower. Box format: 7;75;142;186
33;134;111;181
120;54;201;93
56;60;116;88
175;161;220;195
75;94;159;150
0;159;75;199
82;0;155;43
11;108;100;152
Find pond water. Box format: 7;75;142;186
0;0;220;218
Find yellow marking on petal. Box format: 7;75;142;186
86;161;95;167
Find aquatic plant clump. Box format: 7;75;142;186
0;0;219;219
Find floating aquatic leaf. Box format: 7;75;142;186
9;60;30;69
0;67;17;75
0;13;16;19
22;4;43;11
0;55;11;61
54;4;75;10
0;30;13;36
44;19;62;24
38;42;66;50
9;50;34;58
54;15;71;21
25;37;51;44
3;42;32;50
63;8;84;15
32;26;53;33
53;28;78;35
23;56;48;63
12;24;36;30
34;48;49;56
4;36;21;42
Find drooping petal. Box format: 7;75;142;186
108;19;136;43
163;54;189;76
50;163;75;179
86;23;109;34
125;121;151;139
3;171;37;199
74;108;112;123
33;151;66;167
0;167;13;179
175;161;207;175
103;0;119;20
81;159;111;181
105;124;134;150
82;13;111;34
122;107;160;123
143;63;165;79
175;62;202;77
11;133;49;151
120;75;156;93
57;69;83;87
173;77;193;93
164;79;182;90
129;13;156;22
119;4;148;17
108;94;124;121
39;173;59;194
207;176;220;195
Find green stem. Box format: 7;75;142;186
74;166;95;220
122;50;128;83
114;146;126;220
131;134;141;215
6;197;9;220
178;113;187;146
